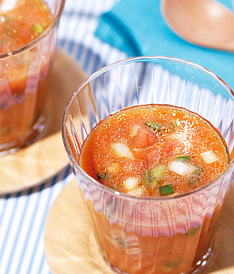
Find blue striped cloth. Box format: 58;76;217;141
0;0;122;273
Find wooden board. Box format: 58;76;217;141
44;179;234;274
0;50;86;194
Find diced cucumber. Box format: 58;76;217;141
108;162;121;173
151;165;166;180
123;177;139;190
127;187;145;197
32;23;44;34
175;155;191;162
129;124;141;137
168;160;197;176
111;142;133;159
200;151;218;164
97;173;109;180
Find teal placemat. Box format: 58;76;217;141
95;0;234;92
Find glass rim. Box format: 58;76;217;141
62;55;234;202
0;0;65;59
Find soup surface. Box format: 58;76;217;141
80;104;229;197
0;0;52;54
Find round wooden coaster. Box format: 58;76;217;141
44;179;114;274
0;50;86;194
44;179;234;274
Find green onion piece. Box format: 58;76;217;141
159;184;174;196
145;121;162;132
188;177;197;187
176;155;191;162
97;173;108;180
143;170;151;186
32;23;44;34
116;238;130;248
185;226;200;236
188;167;203;187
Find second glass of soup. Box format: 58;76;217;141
0;0;65;155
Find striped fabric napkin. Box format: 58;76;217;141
95;0;234;92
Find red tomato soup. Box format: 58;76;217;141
0;0;53;148
80;104;229;274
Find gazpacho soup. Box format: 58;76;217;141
0;0;54;150
80;104;229;274
81;104;228;197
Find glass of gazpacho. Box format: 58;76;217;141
0;0;65;154
62;57;234;274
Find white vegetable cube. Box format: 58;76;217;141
123;177;139;190
111;142;133;159
127;187;145;197
108;162;121;173
129;125;141;137
168;160;197;176
166;133;181;139
151;165;166;179
200;151;218;164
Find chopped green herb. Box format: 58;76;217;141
159;184;174;196
176;155;191;162
0;127;13;135
143;170;151;186
145;121;162;132
32;23;44;34
185;226;200;236
116;238;130;248
162;259;180;271
97;173;109;180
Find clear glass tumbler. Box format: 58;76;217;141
62;57;234;274
0;0;65;155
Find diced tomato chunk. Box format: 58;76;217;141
134;126;157;148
